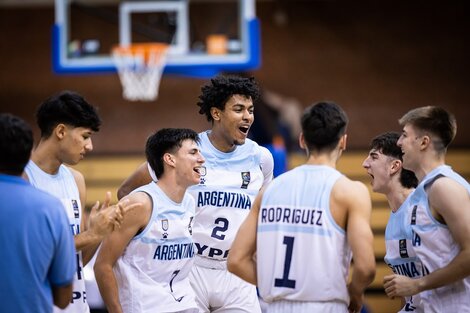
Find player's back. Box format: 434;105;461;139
256;165;351;305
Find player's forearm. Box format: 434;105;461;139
416;249;470;292
227;256;257;285
94;264;123;313
74;229;103;252
350;260;376;293
81;242;100;266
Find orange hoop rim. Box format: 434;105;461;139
112;42;169;55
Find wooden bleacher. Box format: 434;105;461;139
73;150;470;313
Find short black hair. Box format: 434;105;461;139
0;114;34;176
370;132;418;189
36;91;101;138
197;75;260;122
146;128;200;179
301;101;348;152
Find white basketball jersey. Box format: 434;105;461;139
257;165;351;305
189;131;272;263
114;182;197;313
384;194;425;312
408;165;470;312
25;161;89;313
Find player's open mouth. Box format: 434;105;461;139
239;126;249;134
194;166;206;176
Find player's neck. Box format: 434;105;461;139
207;129;236;153
305;148;341;168
30;140;62;175
156;178;186;204
387;185;413;213
414;152;446;183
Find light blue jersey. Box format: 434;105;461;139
25;161;89;313
190;131;272;263
257;165;351;308
114;182;197;313
148;131;273;312
408;165;470;312
384;194;426;312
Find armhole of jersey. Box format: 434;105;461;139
423;174;450;228
147;162;159;182
259;145;274;185
325;173;347;235
133;190;156;239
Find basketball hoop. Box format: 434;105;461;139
112;43;168;102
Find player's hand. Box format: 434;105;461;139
88;191;142;239
347;284;364;313
384;274;420;298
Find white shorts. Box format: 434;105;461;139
189;258;261;313
264;299;348;313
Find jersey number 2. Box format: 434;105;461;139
211;217;229;240
274;236;296;288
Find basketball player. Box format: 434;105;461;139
362;132;422;312
117;75;274;312
94;128;205;313
228;101;376;313
384;106;470;311
24;91;136;313
0;114;75;312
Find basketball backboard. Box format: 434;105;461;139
53;0;260;77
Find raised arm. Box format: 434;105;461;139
385;177;470;296
227;189;264;285
94;193;148;313
117;162;153;199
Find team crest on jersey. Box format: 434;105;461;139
72;199;80;218
241;171;251;189
188;216;193;235
162;219;169;239
399;239;409;258
198;166;207;186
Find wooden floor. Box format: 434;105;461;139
73;150;470;313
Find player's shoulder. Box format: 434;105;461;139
66;165;85;184
333;175;369;199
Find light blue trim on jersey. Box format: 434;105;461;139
386;256;422;264
258;224;333;236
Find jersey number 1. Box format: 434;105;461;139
274;236;296;288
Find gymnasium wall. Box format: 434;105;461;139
1;1;469;153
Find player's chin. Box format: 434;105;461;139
234;138;246;146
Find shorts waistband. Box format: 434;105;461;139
194;256;227;270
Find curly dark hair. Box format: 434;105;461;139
197;75;260;122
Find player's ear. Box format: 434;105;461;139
339;134;347;151
163;153;176;167
54;123;67;140
420;134;431;151
299;132;306;150
210;107;221;121
390;159;402;175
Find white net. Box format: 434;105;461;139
112;43;168;101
